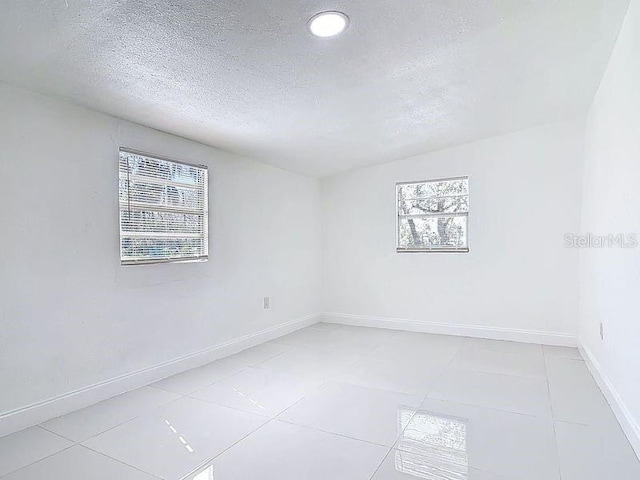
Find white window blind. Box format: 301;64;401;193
119;148;208;265
396;176;469;253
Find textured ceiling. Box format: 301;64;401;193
0;0;630;176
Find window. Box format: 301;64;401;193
119;148;208;265
396;176;469;252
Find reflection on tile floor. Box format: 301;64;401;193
1;324;639;479
394;409;469;479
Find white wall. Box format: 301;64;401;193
321;121;584;341
579;0;640;452
0;84;321;424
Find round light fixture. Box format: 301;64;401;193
308;11;349;38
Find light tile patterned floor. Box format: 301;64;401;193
1;324;639;479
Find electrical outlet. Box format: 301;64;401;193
599;322;604;340
263;297;270;309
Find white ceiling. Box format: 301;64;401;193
0;0;630;176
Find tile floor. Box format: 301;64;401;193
1;323;639;479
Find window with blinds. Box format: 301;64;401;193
396;176;469;253
119;148;208;265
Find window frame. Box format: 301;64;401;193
395;175;470;254
119;147;209;266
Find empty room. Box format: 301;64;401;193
1;0;639;479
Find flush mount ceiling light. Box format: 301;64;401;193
308;11;349;38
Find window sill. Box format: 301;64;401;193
121;256;208;266
396;248;469;254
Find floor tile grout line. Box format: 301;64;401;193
182;365;337;419
83;398;271;480
181;373;435;438
163;343;550;403
35;424;77;443
76;393;188;445
79;443;166;479
318;379;430;399
264;333;409;441
553;418;596;427
367;445;395;480
39;392;186;445
439;364;551;382
323;377;432;398
542;344;564;480
247;342;383;412
271;378;330;419
419;339;464;404
446;344;549;376
178;408;398;480
264;342;386;358
389;404;424;451
272;417;393;448
367;369;448;480
178;416;275;480
420;396;553;420
244;344;296;368
268;325;401;354
0;442;165;480
368;448;509;480
0;443;77;480
424;345;557;418
387;341;464;455
151;364;251;397
182;393;272;420
271;373;429;451
419;345;558;420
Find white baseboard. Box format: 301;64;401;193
0;313;320;438
322;312;578;347
580;342;640;459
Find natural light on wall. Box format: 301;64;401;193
396;176;469;253
118;148;209;265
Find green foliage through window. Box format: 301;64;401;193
397;177;469;252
